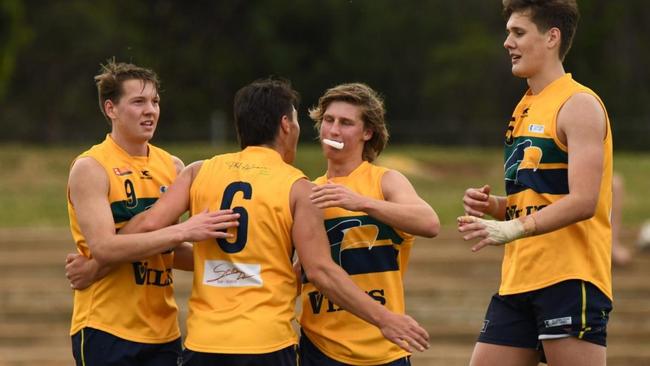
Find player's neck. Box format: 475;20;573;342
527;61;566;95
110;132;149;157
327;156;364;178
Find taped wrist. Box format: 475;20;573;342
480;217;531;245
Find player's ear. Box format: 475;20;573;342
547;27;561;50
280;115;291;134
105;100;117;119
363;128;373;141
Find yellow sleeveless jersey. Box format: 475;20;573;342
67;134;180;343
300;161;415;365
501;73;613;299
186;146;306;353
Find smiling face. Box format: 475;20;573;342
504;11;551;78
106;79;160;145
319;101;372;162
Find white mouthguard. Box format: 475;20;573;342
322;138;344;150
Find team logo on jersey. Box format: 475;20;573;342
113;167;133;176
327;219;379;263
140;170;152;179
504;139;543;184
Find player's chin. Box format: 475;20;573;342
511;65;531;78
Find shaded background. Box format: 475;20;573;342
1;0;649;148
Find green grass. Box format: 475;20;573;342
1;143;648;229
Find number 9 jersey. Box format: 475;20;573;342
67;134;179;343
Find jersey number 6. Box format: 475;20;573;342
217;181;251;253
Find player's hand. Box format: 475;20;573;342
65;253;98;290
458;215;531;252
462;185;492;217
378;312;430;353
180;209;240;242
310;181;366;211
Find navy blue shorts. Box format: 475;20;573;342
478;279;612;351
182;345;297;366
71;327;182;366
299;331;411;366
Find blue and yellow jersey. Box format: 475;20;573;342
501;73;613;299
300;161;415;365
186;146;306;354
67;134;180;343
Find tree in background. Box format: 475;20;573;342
1;0;648;149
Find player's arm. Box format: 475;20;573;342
121;160;199;233
459;93;606;250
292;178;429;353
65;157;198;287
121;161;239;234
171;155;185;174
173;242;194;271
527;93;606;231
310;170;439;237
168;155;195;271
70;157;237;266
65;252;112;290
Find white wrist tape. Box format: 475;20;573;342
480;218;526;245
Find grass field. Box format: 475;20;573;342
1;142;649;230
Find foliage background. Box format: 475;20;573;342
1;0;649;149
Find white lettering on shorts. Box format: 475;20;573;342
544;316;572;328
480;320;489;333
203;260;262;287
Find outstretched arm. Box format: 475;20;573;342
70;158;238;266
293;178;429;353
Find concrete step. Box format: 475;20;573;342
2;228;650;366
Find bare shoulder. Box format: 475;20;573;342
289;178;316;215
171;155;185;174
557;92;606;139
69;156;106;183
185;160;204;178
68;156;109;201
381;168;417;197
290;178;315;200
382;169;409;183
559;92;605;125
561;92;604;115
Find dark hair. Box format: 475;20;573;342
309;83;388;162
94;59;160;124
233;78;300;149
502;0;579;60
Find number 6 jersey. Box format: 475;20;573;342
187;146;306;354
